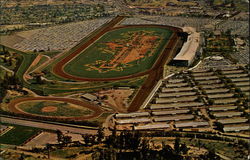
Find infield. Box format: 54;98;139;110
17;101;93;117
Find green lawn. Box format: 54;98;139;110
64;27;172;78
0;123;41;145
29;74;146;95
18;101;93;117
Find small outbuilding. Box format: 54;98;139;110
81;93;98;102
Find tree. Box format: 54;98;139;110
82;134;96;146
215;122;224;132
140;138;150;152
2;45;6;53
45;143;52;159
82;134;91;146
56;130;63;144
35;74;43;84
180;143;189;154
200;148;220;160
62;135;72;146
19;153;25;160
161;143;178;160
97;127;104;143
208;99;214;105
174;137;181;154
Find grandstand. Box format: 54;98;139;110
172;27;201;66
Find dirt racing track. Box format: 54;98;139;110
53;24;183;81
8;97;103;120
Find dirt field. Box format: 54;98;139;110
24;131;57;147
41;106;58;112
0;35;25;47
24;131;83;148
97;89;134;113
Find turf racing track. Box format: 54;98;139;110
8;97;103;120
53;24;182;81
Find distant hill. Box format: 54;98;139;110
2;0;96;7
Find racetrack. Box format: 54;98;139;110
7;16;184;123
53;24;182;81
8;97;103;120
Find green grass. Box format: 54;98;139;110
28;74;146;95
64;27;172;78
18;101;93;117
16;54;37;82
87;112;113;126
1;45;38;84
0;123;41;145
51;147;85;158
28;55;49;73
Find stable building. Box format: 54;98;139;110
81;93;98;102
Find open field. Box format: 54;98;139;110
0;123;41;145
24;131;58;148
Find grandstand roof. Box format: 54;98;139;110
173;27;200;62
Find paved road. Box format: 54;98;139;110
1;116;97;135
